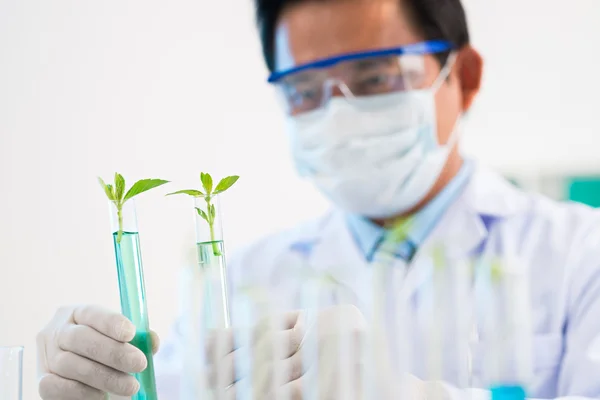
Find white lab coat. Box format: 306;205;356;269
155;162;600;399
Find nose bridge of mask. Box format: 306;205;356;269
288;90;437;157
324;91;433;141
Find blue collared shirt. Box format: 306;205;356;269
347;160;474;262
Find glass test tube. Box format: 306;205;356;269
109;199;158;400
231;286;278;400
370;246;412;400
299;271;324;400
194;194;230;329
0;346;23;400
417;247;472;394
299;269;362;400
180;194;232;400
178;261;209;400
479;257;533;400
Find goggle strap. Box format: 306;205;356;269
432;52;458;92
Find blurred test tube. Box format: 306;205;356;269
230;285;277;400
416;246;473;396
478;256;533;400
0;346;23;400
178;263;209;399
299;268;358;400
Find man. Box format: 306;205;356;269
37;0;600;399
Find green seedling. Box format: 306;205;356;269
379;216;414;256
490;258;504;283
167;172;239;255
432;245;446;272
98;173;169;243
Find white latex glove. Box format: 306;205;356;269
37;305;160;399
206;304;370;400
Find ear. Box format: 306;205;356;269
456;46;483;112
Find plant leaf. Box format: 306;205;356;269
195;207;209;222
114;173;126;202
210;203;216;219
214;175;239;194
200;172;213;194
98;177;115;201
124;179;170;202
166;189;205;197
107;184;115;200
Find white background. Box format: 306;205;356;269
1;0;599;398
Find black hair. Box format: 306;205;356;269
255;0;470;71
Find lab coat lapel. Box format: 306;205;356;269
401;195;488;301
401;162;531;301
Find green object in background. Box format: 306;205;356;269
508;178;521;188
567;177;600;208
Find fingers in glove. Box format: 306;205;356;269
150;330;160;354
72;305;136;343
208;325;305;388
253;347;304;397
264;376;304;400
252;311;302;343
205;328;236;363
254;326;305;364
48;350;140;396
205;311;301;363
223;380;241;400
58;324;147;373
208;345;237;388
38;373;106;400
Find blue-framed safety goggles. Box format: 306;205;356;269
267;40;455;115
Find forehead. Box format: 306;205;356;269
274;0;424;71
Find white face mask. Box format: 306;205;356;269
286;56;462;219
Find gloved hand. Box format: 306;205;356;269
206;304;370;399
36;305;159;399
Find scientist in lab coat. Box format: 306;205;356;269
36;0;600;398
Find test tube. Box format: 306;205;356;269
0;346;23;400
109;199;157;400
478;256;533;400
296;269;348;399
370;244;413;400
369;257;396;399
299;271;324;400
416;246;473;394
180;193;232;400
231;285;278;400
194;194;230;329
178;262;209;400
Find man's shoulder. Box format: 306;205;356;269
515;190;600;241
468;162;600;240
501;188;600;286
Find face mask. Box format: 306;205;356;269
286;56;461;219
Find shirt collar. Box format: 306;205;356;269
347;159;475;261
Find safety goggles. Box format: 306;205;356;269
267;40;454;115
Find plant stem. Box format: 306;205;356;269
209;222;221;256
205;197;221;256
117;203;124;244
